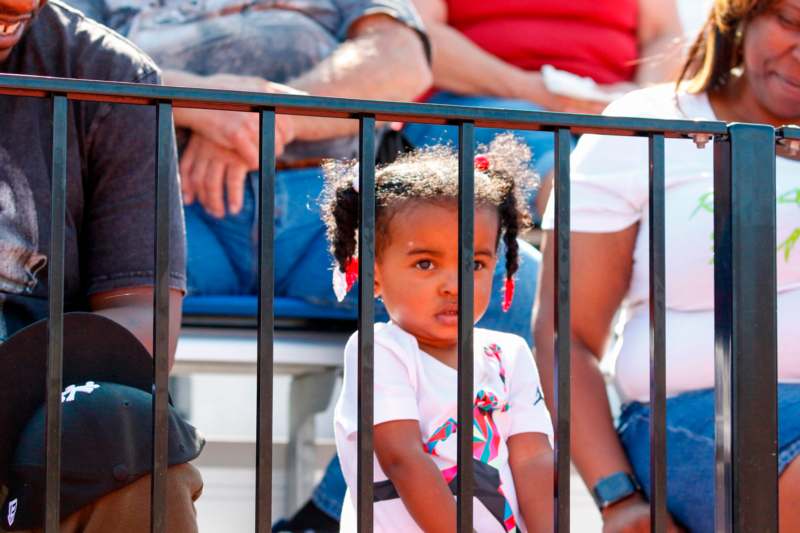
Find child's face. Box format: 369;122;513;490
374;200;499;354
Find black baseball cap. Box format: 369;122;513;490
2;381;204;530
0;313;204;530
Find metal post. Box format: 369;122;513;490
151;102;173;533
648;133;667;533
456;122;475;533
357;115;376;533
44;94;68;533
553;128;571;533
255;109;276;532
713;124;778;533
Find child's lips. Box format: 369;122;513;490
435;307;459;326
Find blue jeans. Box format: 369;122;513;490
617;384;800;533
403;91;574;178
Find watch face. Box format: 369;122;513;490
593;472;638;509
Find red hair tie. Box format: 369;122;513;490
502;276;515;312
332;256;359;302
474;155;490;172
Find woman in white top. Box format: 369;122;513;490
534;1;800;531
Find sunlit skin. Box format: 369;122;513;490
373;200;499;367
0;0;45;63
711;0;800;128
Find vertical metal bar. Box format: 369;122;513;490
151;102;173;533
357;115;376;533
713;124;778;533
44;94;68;533
648;134;667;533
457;121;475;533
255;110;276;532
553;128;571;533
713;135;733;532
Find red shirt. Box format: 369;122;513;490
446;0;638;84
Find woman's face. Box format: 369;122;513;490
742;0;800;122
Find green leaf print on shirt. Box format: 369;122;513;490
691;188;800;263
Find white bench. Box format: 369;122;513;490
174;325;349;515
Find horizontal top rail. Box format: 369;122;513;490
778;125;800;140
0;74;728;138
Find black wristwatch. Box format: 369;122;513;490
591;472;641;510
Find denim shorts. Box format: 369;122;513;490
617;383;800;533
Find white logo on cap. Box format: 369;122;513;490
7;498;17;526
61;381;100;403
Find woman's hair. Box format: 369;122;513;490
321;133;536;282
678;0;776;92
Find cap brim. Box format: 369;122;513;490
0;312;154;486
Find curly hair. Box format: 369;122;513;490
320;133;537;283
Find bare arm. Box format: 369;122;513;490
166;13;430;216
507;433;553;533
411;0;618;115
532;228;657;527
89;287;184;371
168;13;430;143
285;13;431;141
634;0;684;85
411;0;534;100
374;420;456;532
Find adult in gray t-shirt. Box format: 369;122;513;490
71;0;432;304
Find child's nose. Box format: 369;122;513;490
439;271;459;296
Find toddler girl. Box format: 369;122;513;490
325;135;554;532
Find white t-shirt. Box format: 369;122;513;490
542;84;800;402
334;322;553;532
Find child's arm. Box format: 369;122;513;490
508;432;554;533
374;419;457;533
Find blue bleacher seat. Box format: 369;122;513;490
183;295;362;322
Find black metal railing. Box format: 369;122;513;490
0;73;782;533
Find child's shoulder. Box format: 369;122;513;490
343;322;420;361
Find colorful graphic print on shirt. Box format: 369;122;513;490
691;188;800;262
375;343;521;532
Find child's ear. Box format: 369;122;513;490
374;262;382;298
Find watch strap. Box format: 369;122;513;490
591;472;641;510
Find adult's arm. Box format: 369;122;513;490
169;12;431;145
533;228;660;530
373;419;457;532
634;0;684;85
169;12;432;216
89;288;183;370
410;0;606;114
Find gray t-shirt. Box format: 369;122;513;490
0;0;186;341
69;0;428;162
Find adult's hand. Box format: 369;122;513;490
518;71;610;115
180;133;251;218
601;495;684;533
174;73;300;167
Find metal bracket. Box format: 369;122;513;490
689;133;713;149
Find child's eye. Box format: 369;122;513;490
474;260;486;271
778;12;800;28
415;260;433;271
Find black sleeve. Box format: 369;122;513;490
82;69;187;295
